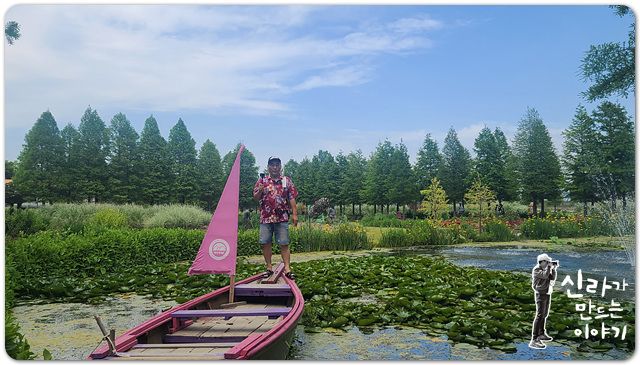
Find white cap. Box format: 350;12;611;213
537;253;552;263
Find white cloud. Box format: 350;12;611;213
389;14;443;34
5;5;445;128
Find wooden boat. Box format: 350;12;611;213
89;145;304;360
89;263;303;360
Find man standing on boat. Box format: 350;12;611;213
529;253;558;349
253;156;298;279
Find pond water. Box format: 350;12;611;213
11;247;634;360
407;246;635;300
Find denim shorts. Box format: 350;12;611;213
259;222;290;245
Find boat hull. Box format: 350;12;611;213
88;266;303;360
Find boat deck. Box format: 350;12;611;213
103;278;291;361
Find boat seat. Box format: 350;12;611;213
235;283;292;297
170;307;291;319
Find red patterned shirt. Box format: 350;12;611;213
253;175;298;224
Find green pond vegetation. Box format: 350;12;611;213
8;254;634;354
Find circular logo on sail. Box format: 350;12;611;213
208;239;230;261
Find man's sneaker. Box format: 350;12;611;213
538;334;553;342
528;339;546;349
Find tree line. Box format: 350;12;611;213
7;108;255;211
6;6;634;215
7;101;633;216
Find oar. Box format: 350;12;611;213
94;315;129;357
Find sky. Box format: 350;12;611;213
2;3;636;167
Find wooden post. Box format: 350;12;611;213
229;275;235;303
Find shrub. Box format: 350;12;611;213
378;220;470;247
5;228;205;285
43;203;99;233
87;208;128;230
360;213;408;228
292;223;370;252
379;228;412;247
238;229;261;256
143;205;211;229
520;215;612;239
480;220;516;242
4;208;49;238
5;311;37;360
520;218;556;239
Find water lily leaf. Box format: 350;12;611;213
330;316;350;328
489;343;517;353
43;349;53;360
357;317;378;326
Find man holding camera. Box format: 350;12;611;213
253;156;298;279
529;253;558;349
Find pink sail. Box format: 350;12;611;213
188;145;245;276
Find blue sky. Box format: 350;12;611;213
3;4;635;167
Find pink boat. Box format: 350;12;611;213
89;145;304;360
88;263;304;360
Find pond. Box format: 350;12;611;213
406;246;635;300
11;246;634;360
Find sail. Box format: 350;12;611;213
188;145;244;276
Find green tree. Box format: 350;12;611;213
59;124;82;202
334;152;349;215
512;108;562;216
5;161;23;207
294;158;314;207
138;115;172;204
5;160;16;179
562;105;600;215
580;6;635;101
591;101;635;208
5;21;20;45
13;111;64;203
344;150;367;216
223;144;259;210
284;159;299;180
440;128;471;213
388;142;416;212
197;139;224;211
310;150;338;205
365;141;394;214
76;107;109;202
108;113;140;203
168;118;198;204
420;177;448;219
493;128;517;203
414;134;442;190
464;176;497;233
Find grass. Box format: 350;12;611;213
363;226;390;246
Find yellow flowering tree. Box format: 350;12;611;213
465;177;497;233
420;177;449;219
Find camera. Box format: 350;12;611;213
551;260;559;266
259;173;265;178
